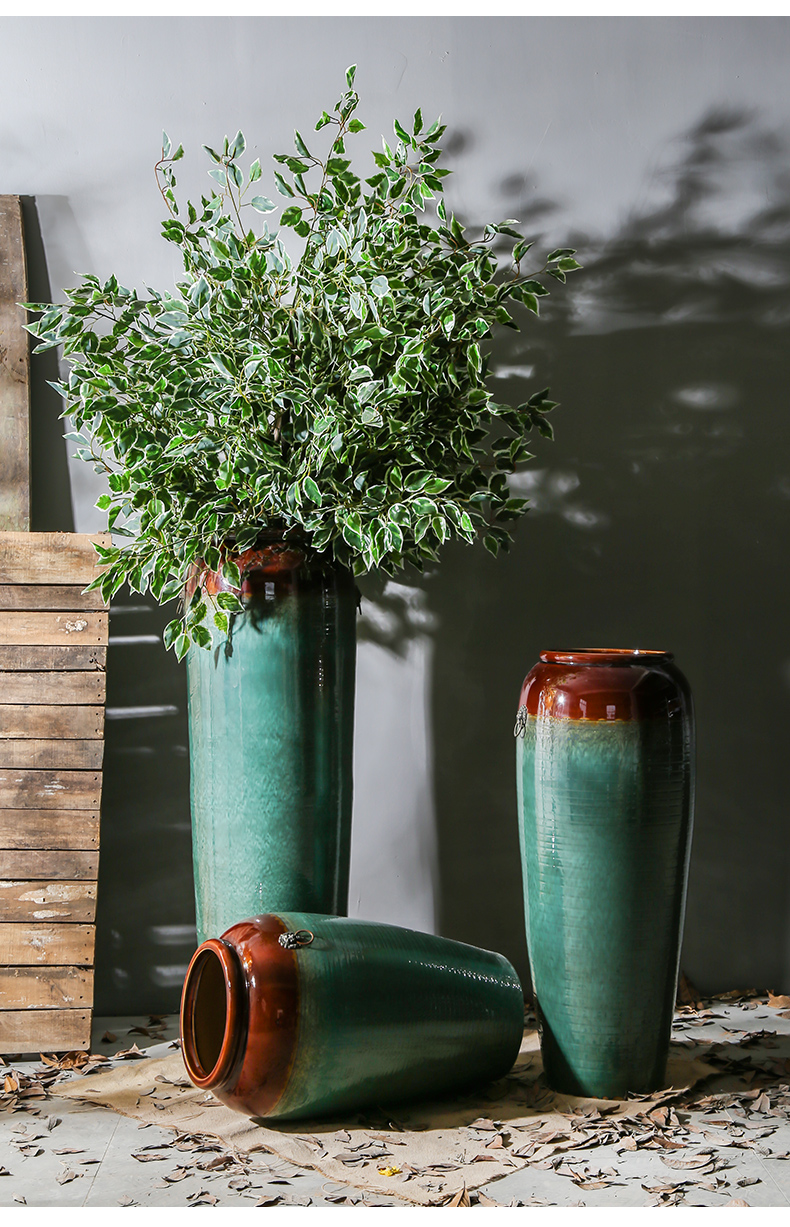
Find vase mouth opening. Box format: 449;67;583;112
540;649;674;666
180;940;242;1089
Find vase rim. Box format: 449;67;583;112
540;649;674;666
180;938;243;1090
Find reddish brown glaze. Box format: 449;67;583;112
180;915;299;1118
519;649;690;722
185;539;309;605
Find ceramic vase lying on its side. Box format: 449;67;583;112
515;649;695;1098
180;913;525;1120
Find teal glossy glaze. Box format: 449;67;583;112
270;913;525;1119
516;665;694;1098
186;565;356;943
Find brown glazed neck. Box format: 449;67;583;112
519;649;689;722
180;915;300;1118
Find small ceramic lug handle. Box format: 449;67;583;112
278;929;314;949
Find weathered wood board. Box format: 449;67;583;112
0;532;108;1052
0;705;105;740
0;809;100;850
0;532;109;584
0;611;108;645
0;880;97;924
0;1009;92;1051
0;584;107;611
0;966;93;1009
0;849;99;880
0;740;104;769
0;198;30;534
0;645;106;671
0;671;106;704
0;769;102;810
0;923;95;966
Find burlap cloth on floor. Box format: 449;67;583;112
56;1032;716;1205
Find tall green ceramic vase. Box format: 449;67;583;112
515;649;695;1098
186;540;356;944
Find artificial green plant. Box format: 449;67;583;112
25;67;581;657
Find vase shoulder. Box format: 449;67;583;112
518;649;692;724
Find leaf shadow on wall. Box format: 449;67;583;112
425;107;790;995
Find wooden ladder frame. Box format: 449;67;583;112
0;196;109;1054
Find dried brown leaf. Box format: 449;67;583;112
255;1194;281;1206
660;1153;715;1170
117;1195;137;1206
56;1169;81;1184
446;1184;470;1207
112;1043;146;1060
768;992;790;1008
677;972;703;1006
469;1117;497;1130
188;1190;219;1205
163;1167;191;1183
476;1192;500;1206
198;1153;235;1171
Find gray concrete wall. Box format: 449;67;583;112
1;16;789;1008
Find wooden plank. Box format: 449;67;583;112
0;1009;91;1054
0;739;104;770
0;705;104;739
0;672;106;705
0;532;110;584
0;198;30;534
0;966;93;1010
0;769;102;811
0;585;107;611
0;880;96;923
0;810;99;850
0;611;108;646
0;923;95;965
0;645;106;672
0;850;98;880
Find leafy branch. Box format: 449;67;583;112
24;65;581;658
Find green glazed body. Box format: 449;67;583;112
180;912;525;1120
515;650;695;1098
186;545;356;943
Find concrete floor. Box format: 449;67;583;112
1;999;789;1207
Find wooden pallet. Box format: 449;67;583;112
0;531;108;1053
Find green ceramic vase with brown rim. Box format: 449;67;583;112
180;912;525;1120
515;649;695;1098
186;538;356;944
